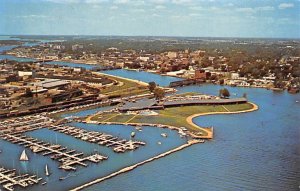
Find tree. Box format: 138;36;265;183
153;88;165;100
219;88;230;98
148;82;156;92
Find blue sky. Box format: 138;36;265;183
1;0;300;38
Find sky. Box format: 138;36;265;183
0;0;300;38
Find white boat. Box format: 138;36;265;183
157;141;162;145
131;132;136;137
20;150;29;161
42;182;47;185
45;164;50;176
161;133;168;138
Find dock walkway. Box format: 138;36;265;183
49;125;146;153
0;134;108;171
0;167;41;191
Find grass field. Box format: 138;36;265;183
100;75;150;97
90;103;255;135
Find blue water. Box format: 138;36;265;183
0;36;62;62
0;54;36;62
84;85;300;191
61;105;115;118
0;36;299;190
44;61;97;70
101;69;181;87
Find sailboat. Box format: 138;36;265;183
20;150;29;161
131;132;136;138
45;164;50;176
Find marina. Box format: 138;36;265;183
0;133;108;171
0;35;299;191
48;125;146;153
0;115;53;134
0;167;41;191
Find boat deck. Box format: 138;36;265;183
49;125;146;153
0;167;42;191
0;134;108;171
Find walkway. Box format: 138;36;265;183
70;139;202;191
186;102;259;139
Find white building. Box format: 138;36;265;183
18;71;34;77
231;73;240;79
167;52;178;59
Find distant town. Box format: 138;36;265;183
1;36;299;115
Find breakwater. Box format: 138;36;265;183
70;139;202;191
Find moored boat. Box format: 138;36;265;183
20;150;29;161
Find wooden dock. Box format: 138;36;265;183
0;115;53;134
0;167;42;191
0;134;108;171
49;125;146;153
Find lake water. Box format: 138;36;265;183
101;69;181;87
45;61;97;70
84;85;300;191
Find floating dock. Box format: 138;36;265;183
0;115;53;134
49;125;146;153
0;167;42;191
0;134;108;171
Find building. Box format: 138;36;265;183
18;71;34;77
231;73;239;79
167;52;178;59
139;56;149;62
32;79;70;89
195;70;206;80
72;44;84;51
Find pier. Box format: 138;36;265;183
0;134;108;171
0;167;42;191
70;139;202;191
0;115;53;134
49;125;146;153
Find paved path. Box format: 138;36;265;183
186;102;259;139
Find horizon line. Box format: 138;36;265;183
1;34;300;40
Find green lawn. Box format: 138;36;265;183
108;114;136;123
90;103;255;135
222;103;253;112
90;113;118;122
100;75;150;97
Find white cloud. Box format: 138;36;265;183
45;0;109;3
189;6;203;11
236;7;255;14
84;0;108;3
236;6;275;14
155;5;166;9
256;6;274;11
150;0;168;4
18;15;48;18
171;0;193;5
278;3;294;9
131;8;145;12
114;0;130;4
152;13;161;17
110;6;118;10
189;13;201;17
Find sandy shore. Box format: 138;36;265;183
70;139;202;191
186;102;259;139
97;72;149;86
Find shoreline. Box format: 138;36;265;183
97;72;149;86
85;102;258;139
70;139;202;191
186;102;259;139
